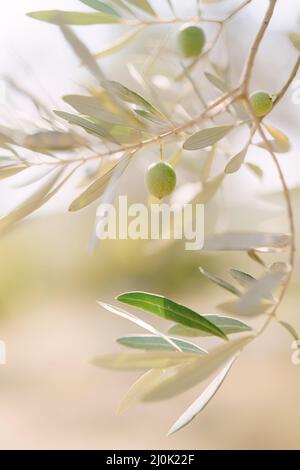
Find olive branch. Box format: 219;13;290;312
1;0;300;435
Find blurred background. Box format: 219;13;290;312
0;0;300;450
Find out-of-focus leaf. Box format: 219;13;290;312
168;355;238;435
27;10;121;25
203;232;291;252
133;109;166;125
204;72;228;93
246;162;264;179
97;301;182;351
230;269;256;289
23;130;82;151
69;154;131;211
183;126;234;151
238;271;285;316
217;300;272;316
79;0;120;16
225;148;247;174
169;315;252;337
0;165;27;180
101;80;167;120
63;95;126;124
256;139;290;154
289;32;300;51
279;321;299;342
59;25;103;80
247;249;266;267
199;267;241;296
126;0;156;16
117;292;228;340
91;350;199;370
195;174;225;204
94;26;145;58
54;110;114;141
123;336;252;405
264;124;290;152
117;335;207;354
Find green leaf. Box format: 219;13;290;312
101;80;167;120
229;269;256;289
279;321;299;342
199;267;241;296
27;10;121;25
169;315;252;337
54;110;114;141
79;0;120;16
117;335;207;354
116;292;228;340
69;154;130;211
126;0;156;16
225;149;247;174
168;355;237;435
91;350;199;370
97;301;182;352
183;126;234;151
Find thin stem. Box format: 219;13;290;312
274;55;300;106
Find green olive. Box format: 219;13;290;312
249;91;273;118
178;26;206;58
146;161;177;199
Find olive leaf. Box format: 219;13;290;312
126;0;157;16
194;174;225;204
94;26;145;59
79;0;120;16
117;292;228;340
27;10;121;25
169;315;252;337
229;269;256;289
168;355;238;435
204;72;228;93
117;335;207;354
246;162;264;179
0;165;27;180
183;126;234;151
63;95;127;125
289;32;300;51
264;124;290;152
225;148;247;174
203;232;290;252
54;110;116;142
279;321;299;342
199;267;241;296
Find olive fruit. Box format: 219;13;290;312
249;91;273;118
178;25;206;58
146;161;177;199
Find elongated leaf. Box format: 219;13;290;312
126;0;156;16
91;350;199;370
230;269;256;289
289;32;300;51
199;267;241;296
94;26;145;58
168;355;238;435
23;130;81;152
54;110;113;141
204;72;228;93
27;10;121;25
120;336;252;408
117;292;227;340
183;126;234;151
225;148;247;174
279;321;299;342
0;165;27;180
246;162;264;180
60;25;103;80
217;300;271;316
63;95;126;124
117;335;207;354
79;0;120;16
238;271;285;316
97;301;182;351
101;80;167;120
264;124;290;152
203;232;290;252
69;154;130;211
169;315;252;337
195;174;225;204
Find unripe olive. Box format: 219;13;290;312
146;161;177;199
178;26;206;58
249;91;273;118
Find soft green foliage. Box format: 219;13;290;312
146;161;177;199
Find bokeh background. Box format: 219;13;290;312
0;0;300;450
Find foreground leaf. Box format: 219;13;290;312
168;355;238;435
117;292;227;340
225;149;247;174
117;335;207;354
97;301;182;351
183;126;234;151
91;350;199;370
169;315;252;337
